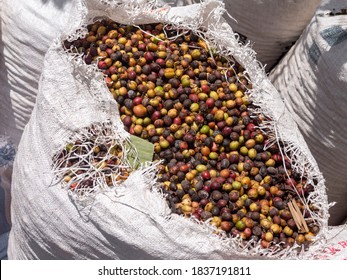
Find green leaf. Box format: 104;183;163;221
128;135;154;168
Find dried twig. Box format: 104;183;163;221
288;199;309;233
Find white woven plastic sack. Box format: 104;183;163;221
0;0;75;146
0;0;76;256
269;0;347;226
9;0;329;259
221;0;321;71
316;224;347;260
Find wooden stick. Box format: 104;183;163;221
288;201;303;232
292;200;309;233
288;200;309;234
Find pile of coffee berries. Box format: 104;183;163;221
54;126;132;193
64;19;319;250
